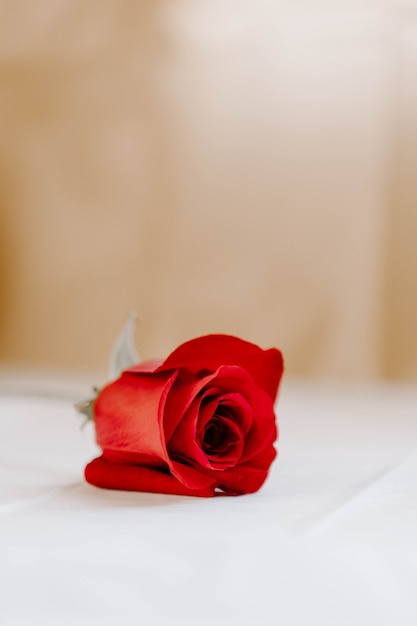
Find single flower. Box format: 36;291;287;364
84;332;283;497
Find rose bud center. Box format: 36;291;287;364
201;407;244;469
203;418;227;453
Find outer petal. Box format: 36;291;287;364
125;359;164;374
85;456;216;497
167;394;215;469
169;459;218;491
94;370;178;465
156;334;283;401
215;445;277;495
162;370;220;442
238;385;278;463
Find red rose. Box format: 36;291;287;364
85;334;283;497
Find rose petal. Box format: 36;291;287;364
169;458;219;490
94;370;178;464
202;416;244;470
214;445;277;495
202;416;241;453
238;385;278;463
102;449;167;470
196;393;222;441
167;394;212;469
125;359;164;374
85;456;216;497
162;371;220;442
214;393;253;435
156;334;284;401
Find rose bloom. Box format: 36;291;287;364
85;335;283;497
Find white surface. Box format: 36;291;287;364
1;380;417;626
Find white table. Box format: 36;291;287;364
1;378;416;625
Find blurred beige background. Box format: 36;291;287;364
0;0;416;381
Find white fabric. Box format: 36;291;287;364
0;380;416;625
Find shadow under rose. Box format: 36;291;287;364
57;480;211;510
